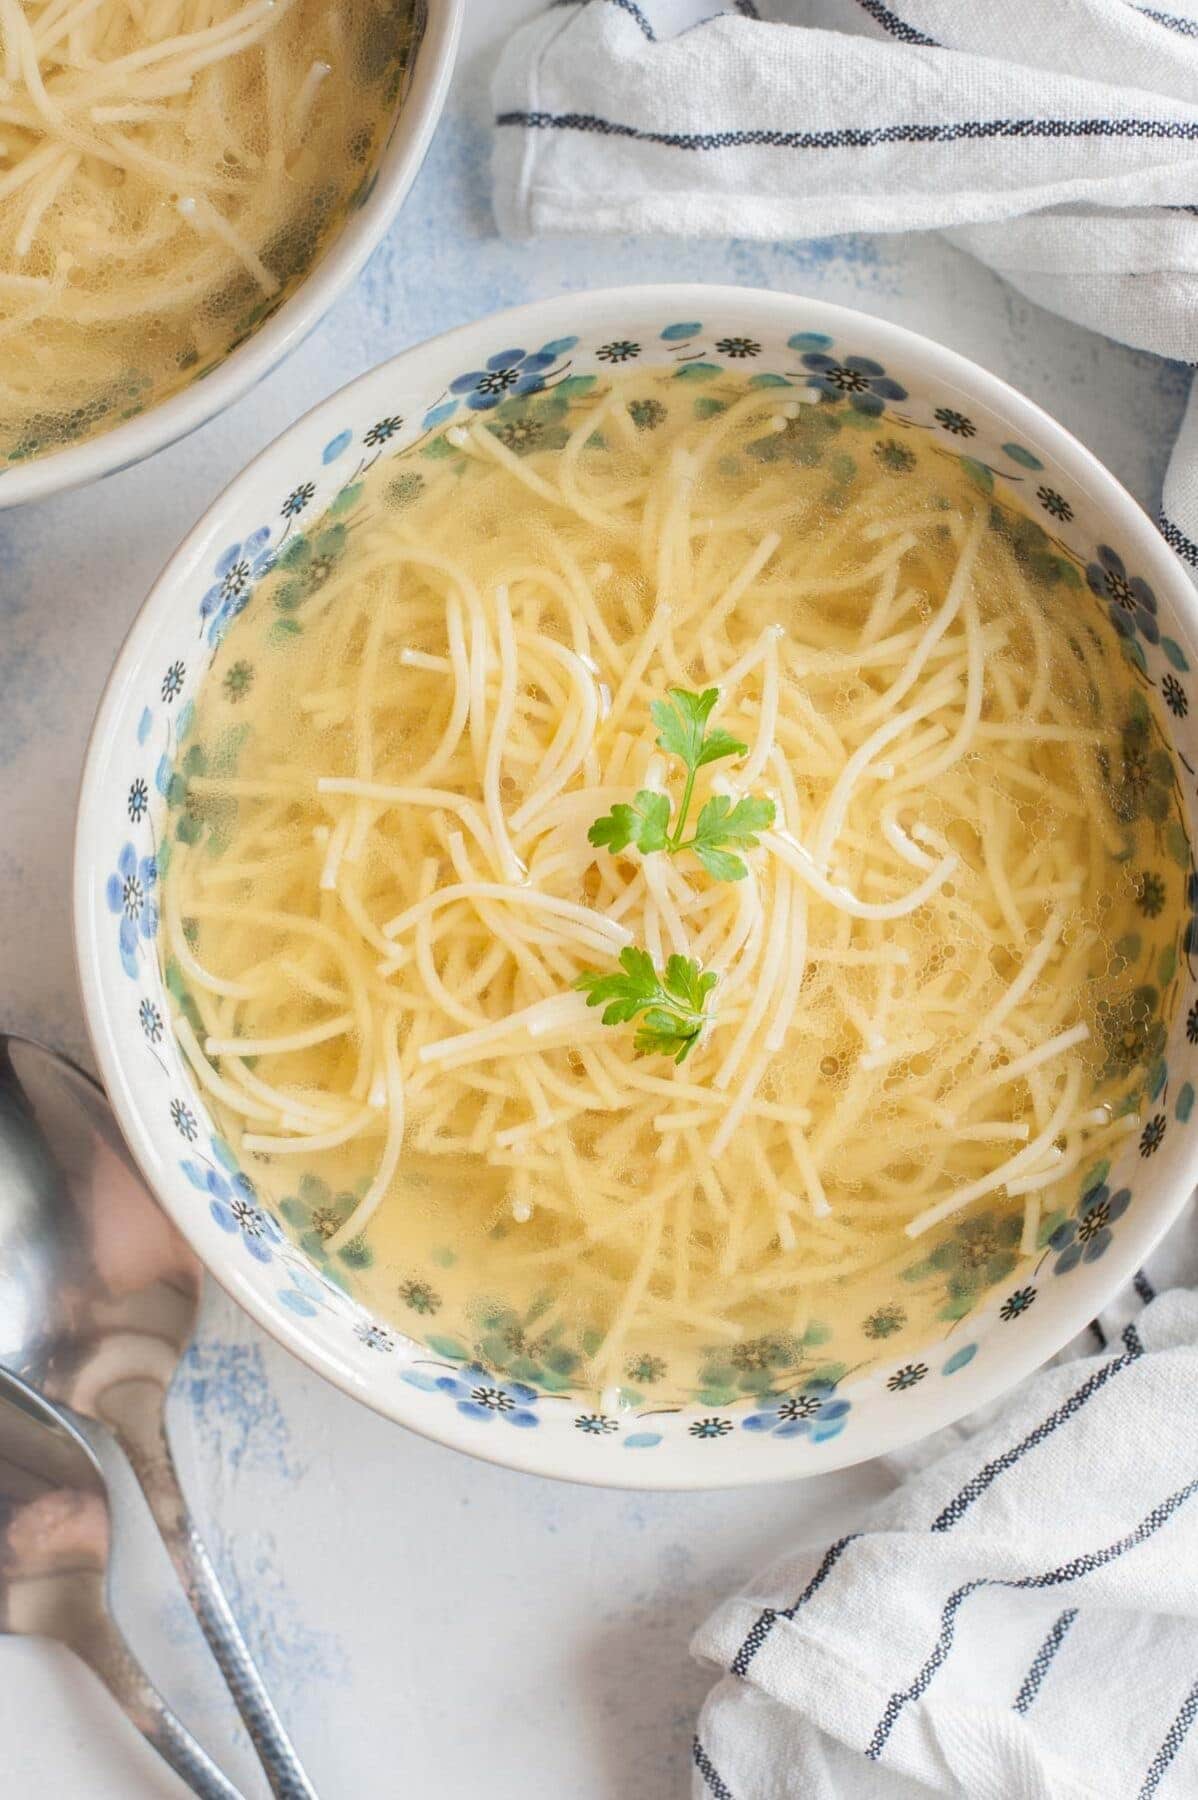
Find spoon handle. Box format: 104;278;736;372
71;1607;246;1800
117;1403;319;1800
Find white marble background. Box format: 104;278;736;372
0;4;1190;1795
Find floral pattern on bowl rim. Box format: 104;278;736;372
75;289;1198;1486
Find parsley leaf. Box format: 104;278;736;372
650;687;747;773
588;686;772;884
587;789;671;855
575;947;716;1064
685;792;777;883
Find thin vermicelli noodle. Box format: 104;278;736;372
0;0;414;463
162;370;1186;1385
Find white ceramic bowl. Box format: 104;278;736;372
75;285;1198;1487
0;0;461;511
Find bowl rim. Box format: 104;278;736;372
74;283;1198;1488
0;0;463;512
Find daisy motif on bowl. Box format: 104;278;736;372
273;523;349;611
887;1362;928;1392
1036;484;1073;522
575;1413;619;1435
1048;1181;1131;1274
281;480;315;519
106;842;158;978
355;1322;395;1352
628;397;667;432
180;1149;281;1265
169;1097;198;1141
799;351;907;416
431;1362;540;1429
138;998;164;1043
364;415;404;448
999;1285;1037;1321
933;406;976;438
596;339;640;364
690;1416;733;1439
222;660;254;703
397;1277;440;1316
1161;672;1188;719
199;529;275;645
1086;544;1160;648
863;1302;906;1340
743;1384;851;1442
449;346;563;412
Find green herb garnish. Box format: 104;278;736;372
588;687;775;882
574;947;716;1065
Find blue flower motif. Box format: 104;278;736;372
800;352;907;416
281;481;315;519
743;1384;850;1442
449;347;560;413
575;1413;618;1435
199;529;274;645
355;1322;395;1352
1086;545;1159;647
105;842;158;977
690;1416;733;1439
433;1362;540;1428
1049;1182;1131;1274
181;1154;280;1264
139;998;163;1042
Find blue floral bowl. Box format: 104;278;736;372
74;286;1198;1488
0;1;462;510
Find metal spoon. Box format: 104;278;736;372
0;1035;317;1800
0;1366;245;1798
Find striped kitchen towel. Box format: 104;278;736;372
492;0;1198;575
688;1203;1198;1798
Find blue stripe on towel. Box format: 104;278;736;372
931;1325;1145;1531
1137;7;1198;35
550;0;656;32
730;1534;860;1677
1139;1676;1198;1798
604;0;657;39
730;1326;1146;1677
853;0;940;45
1013;1608;1079;1714
496;110;1198;152
1160;512;1198;567
549;0;759;37
868;1475;1198;1760
693;1735;736;1798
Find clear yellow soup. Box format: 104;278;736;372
0;0;415;465
162;369;1186;1394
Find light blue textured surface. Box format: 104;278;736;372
0;5;1190;1794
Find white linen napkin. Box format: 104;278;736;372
491;0;1198;574
492;8;1198;1793
690;1207;1198;1799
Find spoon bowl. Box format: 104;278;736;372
0;1035;315;1798
0;1034;199;1415
0;1367;243;1799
